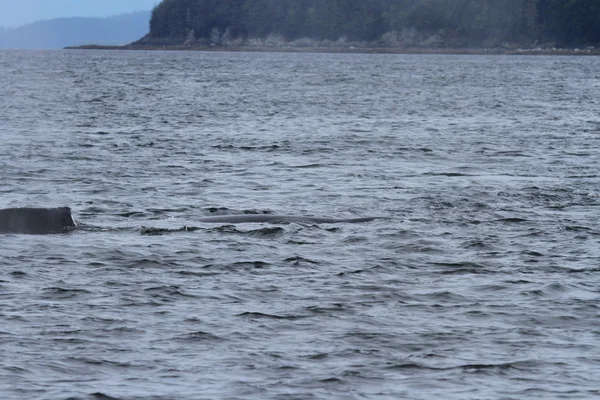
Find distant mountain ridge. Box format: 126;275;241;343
0;11;151;49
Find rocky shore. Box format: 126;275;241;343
65;44;600;56
66;29;600;56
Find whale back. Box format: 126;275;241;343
196;214;382;224
0;207;382;235
0;207;76;234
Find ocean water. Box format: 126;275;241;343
1;49;600;399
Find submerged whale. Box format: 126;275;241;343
195;215;382;224
0;207;383;235
0;207;76;235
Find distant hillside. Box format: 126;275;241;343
135;0;600;49
0;11;151;49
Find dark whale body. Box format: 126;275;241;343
0;207;382;235
196;215;382;224
0;207;76;234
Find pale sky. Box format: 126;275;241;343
0;0;160;28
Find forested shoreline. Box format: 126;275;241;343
134;0;600;49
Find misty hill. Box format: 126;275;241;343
0;11;151;49
135;0;600;49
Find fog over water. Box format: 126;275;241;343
1;50;600;399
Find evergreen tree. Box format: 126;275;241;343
146;0;600;46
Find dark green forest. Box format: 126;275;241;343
144;0;600;47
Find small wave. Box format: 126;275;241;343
337;265;384;276
207;225;285;237
200;260;273;272
247;227;286;237
237;312;306;320
116;211;145;218
567;267;600;273
418;290;471;302
283;256;319;265
319;377;345;383
386;360;540;373
305;353;329;360
143;285;197;300
305;304;348;314
492;150;530;157
68;393;123;400
146;207;189;214
205;206;230;213
565;225;592;232
175;270;221;277
290;163;328;169
422;172;473;177
2;365;29;374
459;239;492;249
497;217;529;223
433;261;490;275
171;331;223;342
139;223;281;236
40;287;91;300
522;250;544;257
139;226;203;235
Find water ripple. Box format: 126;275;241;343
1;50;600;400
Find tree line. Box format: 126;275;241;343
147;0;600;46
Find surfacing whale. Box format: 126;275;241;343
0;207;76;235
195;215;382;224
0;207;383;235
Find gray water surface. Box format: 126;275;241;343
1;50;600;399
